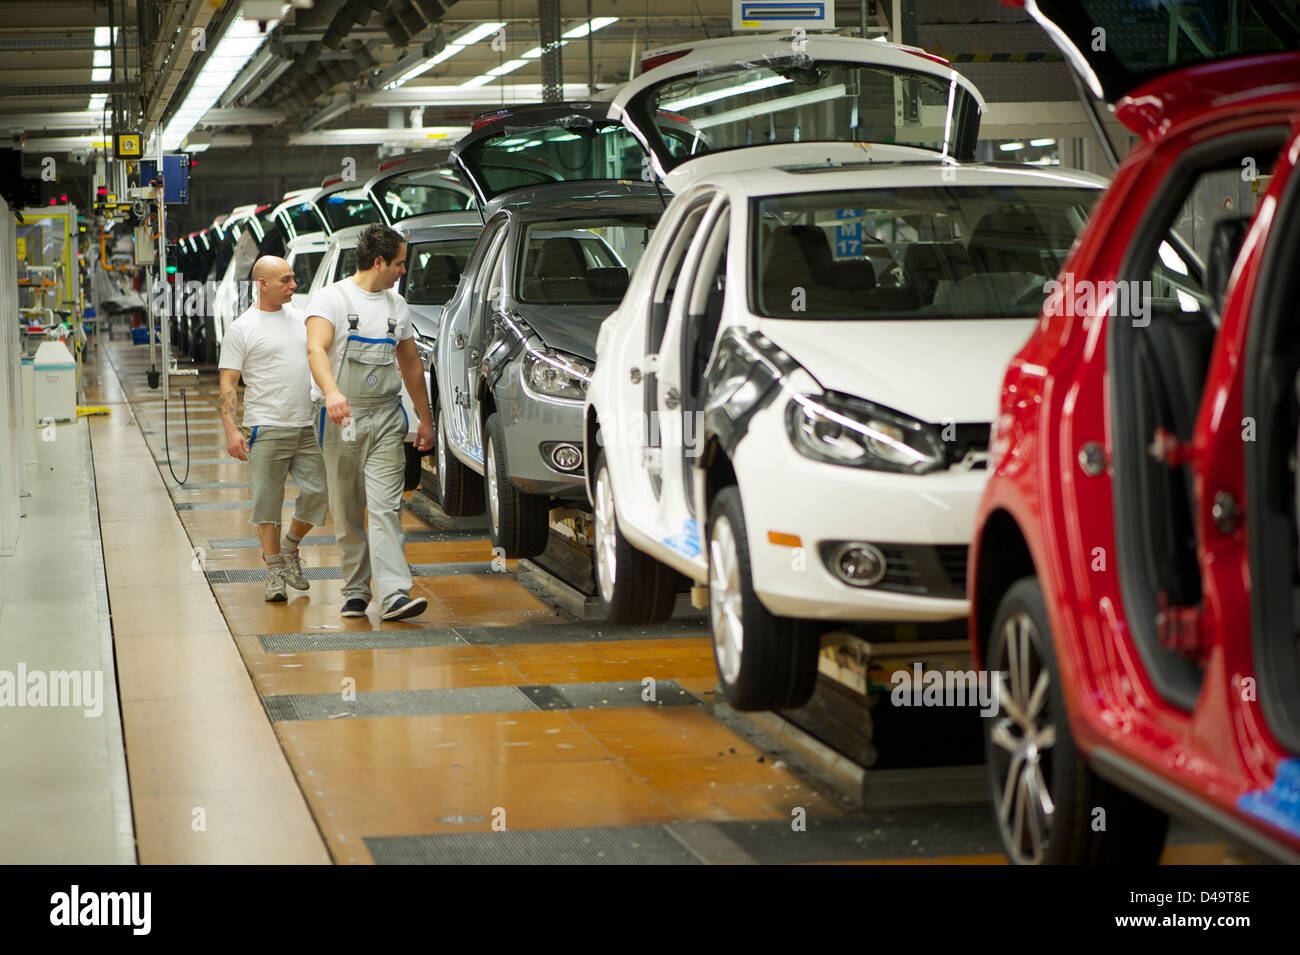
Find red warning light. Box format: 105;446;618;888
59;194;67;202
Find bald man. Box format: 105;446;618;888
219;255;329;602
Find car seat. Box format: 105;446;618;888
761;225;876;316
966;210;1052;276
525;237;590;303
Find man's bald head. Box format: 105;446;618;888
253;255;297;311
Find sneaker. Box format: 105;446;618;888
281;550;309;591
265;565;288;603
381;595;427;621
340;598;369;617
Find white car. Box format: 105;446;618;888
584;32;1106;710
285;231;327;312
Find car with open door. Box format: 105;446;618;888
969;0;1300;864
583;33;1105;713
433;104;667;557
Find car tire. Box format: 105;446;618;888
985;576;1169;864
484;412;549;559
435;406;484;517
591;453;676;625
707;486;819;712
402;442;422;492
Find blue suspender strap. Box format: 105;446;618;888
249;425;259;448
317;407;326;448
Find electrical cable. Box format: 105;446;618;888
162;385;192;485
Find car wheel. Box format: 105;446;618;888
985;576;1169;864
402;442;422;492
592;453;676;625
707;486;819;712
435;406;484;516
484;412;549;559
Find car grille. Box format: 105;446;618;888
870;544;968;598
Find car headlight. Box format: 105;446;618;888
785;394;944;473
413;333;435;370
522;349;592;400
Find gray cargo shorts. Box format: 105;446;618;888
246;424;329;527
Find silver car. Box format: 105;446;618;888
433;104;667;557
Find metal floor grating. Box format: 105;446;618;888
179;500;301;511
364;826;701;865
520;680;699;710
153;456;241;466
258;629;468;652
206;560;499;583
262;685;538;721
169;481;253;490
455;619;710;645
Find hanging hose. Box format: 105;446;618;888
163;386;192;485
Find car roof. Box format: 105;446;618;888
687;160;1108;199
485;182;666;219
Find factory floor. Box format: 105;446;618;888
0;332;1232;864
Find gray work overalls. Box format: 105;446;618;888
317;286;412;610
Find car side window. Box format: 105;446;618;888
647;198;713;355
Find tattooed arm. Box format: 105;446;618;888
218;368;247;461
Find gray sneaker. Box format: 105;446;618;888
281;549;309;591
265;564;288;602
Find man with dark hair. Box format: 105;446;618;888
305;224;435;621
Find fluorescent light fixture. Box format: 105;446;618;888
381;20;506;90
999;141;1025;151
92;68;110;82
487;59;527;76
562;16;618;39
162;14;272;150
93;49;110;67
93;27;116;47
460;74;495;89
661;75;790;112
520;46;545;59
1029;137;1056;147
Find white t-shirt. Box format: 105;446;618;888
305;278;413;402
218;303;315;428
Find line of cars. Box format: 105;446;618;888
172;10;1300;862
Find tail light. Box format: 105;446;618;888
640;48;691;74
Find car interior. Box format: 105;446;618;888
1111;136;1285;712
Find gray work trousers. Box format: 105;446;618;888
317;400;412;609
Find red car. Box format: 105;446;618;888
971;1;1300;863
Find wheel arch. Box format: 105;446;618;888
973;508;1039;668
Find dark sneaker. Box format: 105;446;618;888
282;550;309;591
340;598;369;617
265;566;288;603
381;595;427;621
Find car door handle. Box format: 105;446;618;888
663;387;680;410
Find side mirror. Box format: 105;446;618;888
1205;215;1251;317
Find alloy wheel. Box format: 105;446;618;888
486;435;500;536
436;411;448;502
708;515;744;685
593;468;618;604
988;611;1057;865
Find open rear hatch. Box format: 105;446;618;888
1013;1;1300;112
449;103;675;206
609;33;986;186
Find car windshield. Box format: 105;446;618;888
751;185;1101;320
516;215;659;306
284;201;327;237
375;169;472;221
319;190;381;231
403;238;478;305
461;121;694;197
640;58;982;166
291;251;323;289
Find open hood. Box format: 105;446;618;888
1012;1;1300;107
513;304;612;362
449;103;676;206
610;33;985;184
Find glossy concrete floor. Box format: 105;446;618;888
70;335;1227;865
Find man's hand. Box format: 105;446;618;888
226;430;249;461
325;390;351;425
414;418;434;452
